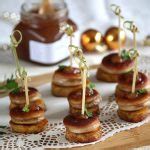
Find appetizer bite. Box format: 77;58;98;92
68;82;101;117
96;5;134;82
10;102;48;134
96;52;135;82
115;21;150;122
51;24;82;97
116;71;150;122
63;115;101;143
64;46;102;143
52;65;82;97
9;87;45;110
9;31;48;133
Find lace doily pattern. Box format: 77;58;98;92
0;56;150;149
0;95;149;149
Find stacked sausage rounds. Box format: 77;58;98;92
115;71;150;122
52;66;82;97
9;87;48;133
96;53;135;82
68;87;101;116
63;85;102;143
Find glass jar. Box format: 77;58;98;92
14;0;77;65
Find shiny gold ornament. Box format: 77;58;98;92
81;29;104;52
104;26;126;50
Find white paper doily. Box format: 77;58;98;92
0;95;149;149
0;56;150;149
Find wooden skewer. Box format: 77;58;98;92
81;69;87;115
131;29;138;93
24;76;29;106
61;24;74;67
131;25;138;93
110;4;123;56
123;21;139;94
69;35;73;67
118;13;121;56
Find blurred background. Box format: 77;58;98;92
0;0;150;44
0;0;150;78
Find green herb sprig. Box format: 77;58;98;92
22;104;30;112
0;75;19;93
88;82;95;95
85;107;93;118
136;89;147;95
121;49;139;60
58;65;66;71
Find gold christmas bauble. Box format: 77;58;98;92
104;26;126;50
81;29;104;52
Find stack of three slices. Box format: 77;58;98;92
115;72;150;122
64;86;102;143
9;87;48;133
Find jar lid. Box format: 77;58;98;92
20;0;68;28
21;0;68;20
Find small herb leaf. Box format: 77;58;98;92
6;79;18;90
88;82;95;89
121;49;139;60
11;87;20;94
0;75;19;93
22;104;30;112
88;82;95;95
136;89;147;95
58;65;66;71
85;107;93;117
121;49;130;60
